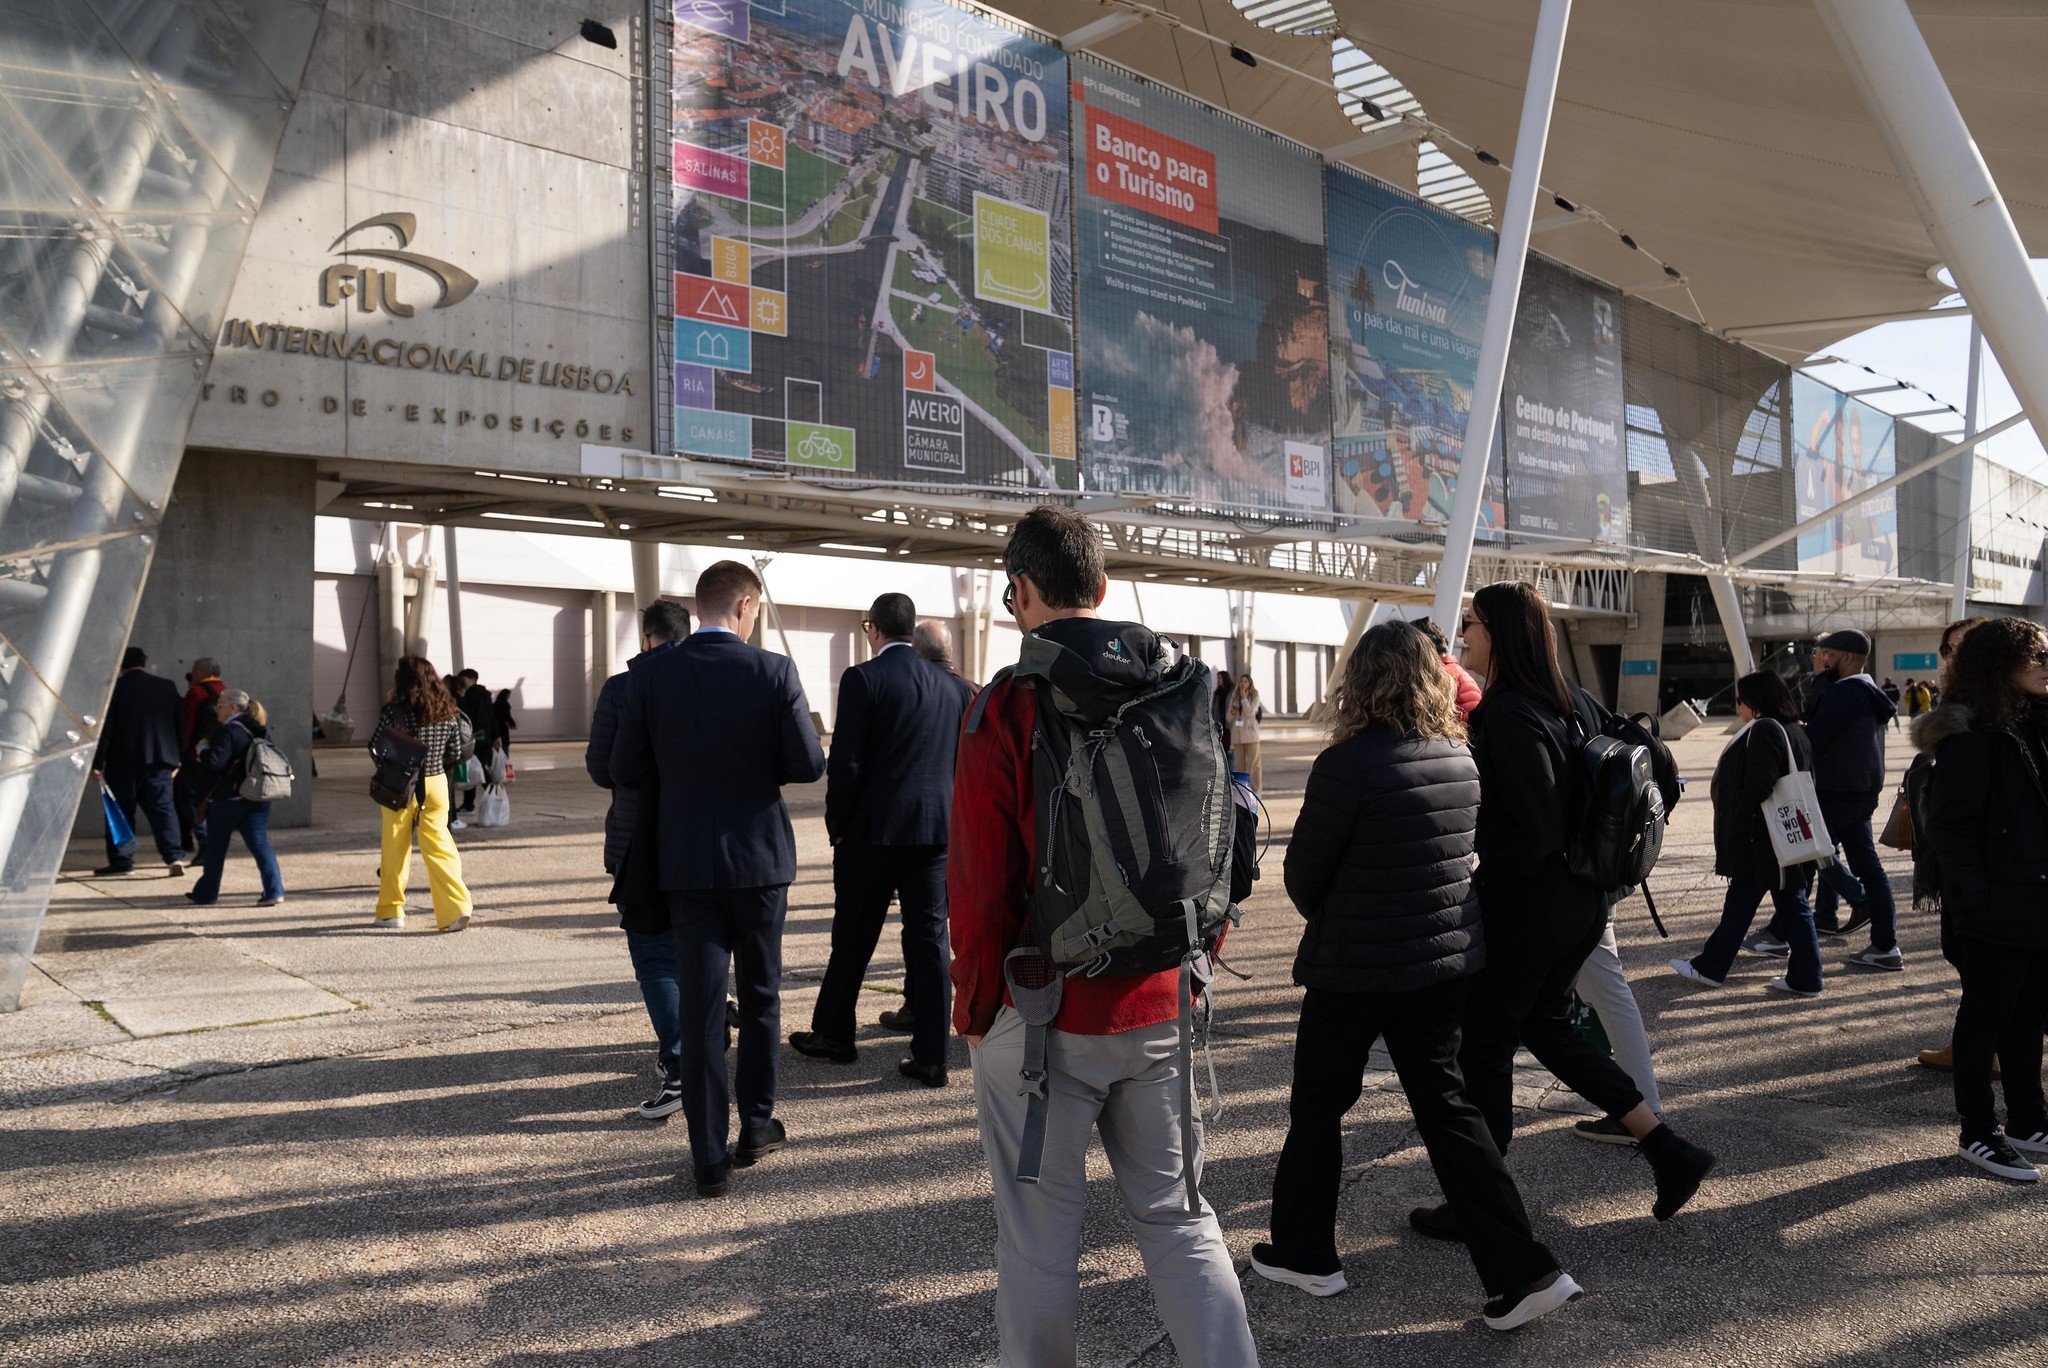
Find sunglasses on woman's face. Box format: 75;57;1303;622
1460;616;1482;633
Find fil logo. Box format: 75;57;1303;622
319;212;478;317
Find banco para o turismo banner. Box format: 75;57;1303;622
670;0;1075;489
1792;371;1897;578
1502;256;1628;546
1325;165;1499;528
1070;59;1333;515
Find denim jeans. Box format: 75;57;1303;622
1699;876;1822;994
1797;791;1897;951
624;923;683;1081
189;796;282;903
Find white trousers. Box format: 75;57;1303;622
1573;920;1664;1114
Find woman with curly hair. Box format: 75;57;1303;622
1928;615;2048;1181
1252;619;1582;1332
367;655;476;932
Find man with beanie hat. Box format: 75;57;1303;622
1777;629;1902;970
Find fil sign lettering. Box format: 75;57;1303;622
674;142;749;199
1083;105;1218;235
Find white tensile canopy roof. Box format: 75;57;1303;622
989;0;2048;360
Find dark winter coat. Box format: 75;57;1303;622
1905;703;1970;910
585;641;681;876
1283;723;1483;994
1710;718;1816;889
1929;702;2048;951
1468;684;1617;904
1805;671;1896;795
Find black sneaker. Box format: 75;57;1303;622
1843;946;1904;972
1959;1133;2041;1182
1835;906;1875;938
1249;1242;1347;1298
1483;1270;1584;1332
788;1031;856;1063
1742;932;1791;958
1641;1124;1716;1220
637;1076;684;1119
734;1118;787;1168
1572;1116;1638;1146
877;1007;917;1033
2009;1129;2048;1159
93;864;134;877
1407;1203;1465;1243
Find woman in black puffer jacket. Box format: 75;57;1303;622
1253;621;1579;1332
1927;615;2048;1182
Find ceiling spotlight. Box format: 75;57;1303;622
1358;98;1384;121
1618;233;1638;251
1229;44;1258;68
1476;150;1499;166
1553;195;1577;212
1663;264;1682;279
580;19;618;48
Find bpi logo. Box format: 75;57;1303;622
318;212;477;318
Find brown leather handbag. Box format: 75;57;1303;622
1878;783;1913;850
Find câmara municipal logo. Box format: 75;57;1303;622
318;212;477;317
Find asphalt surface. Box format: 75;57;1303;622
5;725;2046;1366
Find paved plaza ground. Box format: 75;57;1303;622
4;722;2046;1365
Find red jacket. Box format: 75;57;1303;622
948;676;1183;1038
180;677;224;760
1443;654;1482;722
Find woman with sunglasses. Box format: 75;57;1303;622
1412;582;1714;1239
1906;617;1987;1072
1926;615;2048;1181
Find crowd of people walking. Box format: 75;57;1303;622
87;498;2039;1358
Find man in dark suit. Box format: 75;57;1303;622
611;560;826;1197
791;594;972;1086
93;647;187;876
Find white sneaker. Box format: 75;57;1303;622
449;818;469;830
1960;1134;2040;1182
1669;958;1724;987
371;915;405;930
1484;1270;1584;1331
439;913;474;933
1765;977;1821;999
1249;1244;1347;1298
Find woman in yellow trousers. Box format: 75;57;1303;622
367;656;476;932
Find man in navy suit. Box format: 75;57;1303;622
92;647;188;876
791;594;972;1086
610;560;826;1196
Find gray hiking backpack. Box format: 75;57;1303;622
966;620;1237;1212
237;731;295;803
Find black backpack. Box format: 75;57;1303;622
1564;690;1670;893
368;725;427;811
966;620;1235;1212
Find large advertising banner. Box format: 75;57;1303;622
1323;166;1498;527
1072;61;1332;513
1502;257;1627;545
670;0;1074;488
1793;372;1897;576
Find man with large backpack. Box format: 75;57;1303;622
950;505;1257;1367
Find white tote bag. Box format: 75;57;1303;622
1758;720;1832;870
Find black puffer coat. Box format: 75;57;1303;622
1710;717;1816;889
1930;702;2048;951
1283;723;1484;994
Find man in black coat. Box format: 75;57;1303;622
1799;629;1902;968
93;647;188;876
455;669;495;814
791;593;972;1086
586;598;691;1119
610;560;826;1196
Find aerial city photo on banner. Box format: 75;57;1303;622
671;0;1075;489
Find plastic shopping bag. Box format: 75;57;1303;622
100;781;134;849
485;744;508;785
477;782;511;827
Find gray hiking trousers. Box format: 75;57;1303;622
970;1006;1258;1368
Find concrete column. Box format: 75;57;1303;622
377;532;406;706
443;524;466;677
630;540;662;615
595;589;618;693
1952;323;1982;621
1616;572;1667;718
402;548;437;660
1329;597;1379;678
